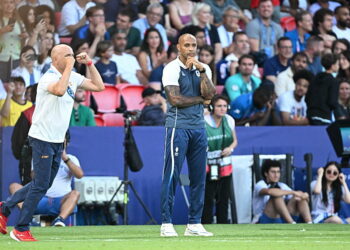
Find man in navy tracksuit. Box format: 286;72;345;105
160;34;216;237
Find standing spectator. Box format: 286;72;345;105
0;77;32;127
278;69;313;126
332;6;350;41
70;87;96;126
332;38;350;55
246;0;283;58
311;162;350;224
285;11;313;53
198;45;217;86
304;36;325;75
107;9;141;56
203;0;244;25
168;0;196;30
275;52;308;97
132;3;169;50
17;0;56;10
58;0;95;37
202;94;238;224
191;3;222;63
138;87;166;126
138;28;167;80
337;50;350;79
263;37;293;83
337;80;350;120
217;6;241;56
312;8;337;51
35;5;60;44
306;53;340;125
110;31;148;85
309;0;341;15
252;159;312;224
95;40;120;85
225;54;261;102
11;46;41;87
0;0;27;82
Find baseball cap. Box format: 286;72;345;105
142;87;161;98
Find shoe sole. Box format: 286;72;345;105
184;231;213;237
10;231;20;242
160;233;178;237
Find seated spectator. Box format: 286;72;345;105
304;36;325;75
225;54;261;102
17;0;55;10
168;0;196;30
285;11;312;53
337;50;350;79
191;3;222;63
204;0;243;25
138;28;167;80
71;6;110;59
107;9;141;56
0;0;26;82
249;0;281;24
35;5;61;44
37;31;55;75
0;77;33;127
217;6;242;56
132;3;169;50
138;87;166;126
110;31;147;85
252;159;312;224
309;0;341;16
9;132;84;227
336;79;350;120
312;8;337;51
217;32;261;85
275;52;308;97
104;0;138;28
263;37;293;83
70;87;96;126
95;40;120;85
11;46;42;87
332;38;350;55
199;45;217;86
58;0;95;37
306;53;340;125
332;6;350;41
278;69;314;126
229;82;277;126
246;0;283;58
311;162;350;224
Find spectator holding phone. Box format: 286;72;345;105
11;46;41;87
0;0;28;82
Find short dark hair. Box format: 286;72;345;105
334;5;348;16
178;25;204;41
167;44;178;58
277;37;292;48
332;39;350;52
321;53;339;70
96;40;113;57
261;159;281;180
293;69;314;84
10;76;25;85
233;31;247;42
20;45;36;57
86;6;104;18
306;36;323;49
118;8;133;21
295;10;311;25
238;54;255;65
291;51;307;62
313;8;334;28
258;0;272;6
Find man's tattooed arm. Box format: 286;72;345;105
165;85;204;108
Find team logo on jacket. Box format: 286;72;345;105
195;70;200;77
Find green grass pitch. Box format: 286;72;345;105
0;224;350;249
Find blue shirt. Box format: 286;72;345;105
95;60;118;85
285;29;310;53
229;93;264;120
308;56;323;75
72;25;110;46
263;55;290;77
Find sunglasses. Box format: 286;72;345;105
326;170;339;176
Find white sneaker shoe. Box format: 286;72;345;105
184;224;213;237
160;223;178;237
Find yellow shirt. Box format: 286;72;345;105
0;98;32;127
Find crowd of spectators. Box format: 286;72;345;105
1;0;350;128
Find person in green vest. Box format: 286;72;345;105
202;94;238;224
69;87;96;126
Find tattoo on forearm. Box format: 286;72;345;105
165;85;203;108
200;73;216;99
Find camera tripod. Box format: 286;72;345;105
108;114;157;225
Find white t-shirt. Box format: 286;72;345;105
275;67;294;97
111;53;141;85
162;57;212;87
29;65;84;143
332;26;350;41
278;90;307;119
224;53;261;78
217;25;241;49
58;0;95;36
252;180;292;219
0;79;6;100
46;154;80;198
11;66;42;88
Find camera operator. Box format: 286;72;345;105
202;94;238;224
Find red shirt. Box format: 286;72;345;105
251;0;280;8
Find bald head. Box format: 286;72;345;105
178;34;196;45
177;33;197;61
51;44;75;73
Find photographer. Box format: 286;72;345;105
11;46;41;87
202;94;238;224
311;162;350;224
